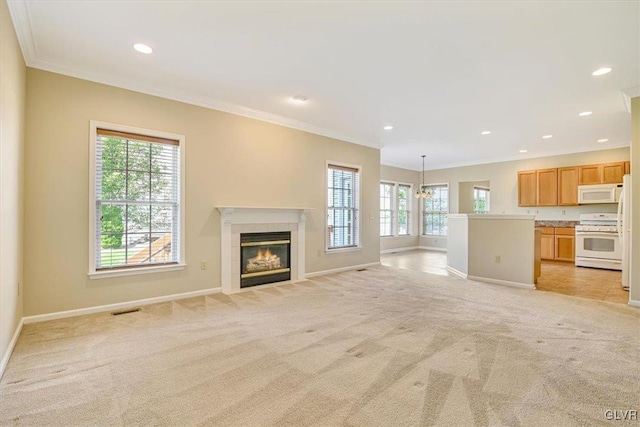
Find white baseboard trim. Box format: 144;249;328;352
418;246;447;252
628;299;640;308
445;266;468;279
0;318;24;380
467;275;536;290
380;246;419;254
23;287;222;325
306;262;380;278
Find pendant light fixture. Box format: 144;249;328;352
415;155;432;199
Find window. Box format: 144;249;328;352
398;184;411;235
327;163;360;250
474;187;490;213
89;122;185;277
422;184;448;236
380;182;394;236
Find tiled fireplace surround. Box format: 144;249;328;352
217;207;311;293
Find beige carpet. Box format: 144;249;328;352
1;265;639;426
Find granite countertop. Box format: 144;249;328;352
535;220;579;228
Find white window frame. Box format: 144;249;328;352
421;183;449;236
474;186;490;214
380;181;395;237
88;121;186;279
326;161;362;253
397;182;412;236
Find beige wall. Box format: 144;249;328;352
0;0;25;367
631;97;639;304
379;165;420;251
421;147;630;249
24;69;380;316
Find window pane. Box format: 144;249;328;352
422;184;448;236
328;166;359;248
96;132;180;270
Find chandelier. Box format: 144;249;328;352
415;155;432;199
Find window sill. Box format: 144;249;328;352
325;246;361;254
89;263;187;280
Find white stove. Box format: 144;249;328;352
575;213;622;271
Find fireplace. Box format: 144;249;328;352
240;231;291;288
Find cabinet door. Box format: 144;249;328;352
555;235;575;261
625;161;630;175
518;171;537;207
540;234;555;260
536;168;558;206
602;162;625;183
579;164;602;184
558;167;579;206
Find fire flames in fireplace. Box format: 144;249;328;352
246;247;281;273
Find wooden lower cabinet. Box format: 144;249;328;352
555;235;575;261
540;234;555;260
537;227;575;262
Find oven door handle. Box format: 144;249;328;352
576;232;619;237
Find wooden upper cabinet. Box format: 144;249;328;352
536;168;558;206
602;162;625;184
518;171;537;207
558;166;579;206
579;164;602;185
625;161;631;175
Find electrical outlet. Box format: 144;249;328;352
317;249;322;257
200;261;207;270
562;210;566;216
495;255;501;263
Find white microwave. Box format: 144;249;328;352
578;184;623;204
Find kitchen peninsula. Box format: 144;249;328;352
447;214;538;289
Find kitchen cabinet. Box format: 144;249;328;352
537;227;575;262
578;162;625;185
579;164;602;185
557;167;579;206
538;227;555;260
625;161;630;175
537;169;558;206
518;171;537;207
602;162;625;184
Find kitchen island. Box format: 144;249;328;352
447;214;537;289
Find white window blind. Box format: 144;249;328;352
327;164;360;249
95;128;181;270
398;184;411;235
422;184;448;236
380;182;394;236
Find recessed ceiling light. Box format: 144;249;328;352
542;135;553;139
290;95;308;104
597;138;609;143
481;131;491;135
579;111;593;117
519;149;528;153
133;43;153;54
383;125;394;130
592;67;612;76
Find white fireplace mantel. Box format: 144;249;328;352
216;206;313;293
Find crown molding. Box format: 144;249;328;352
7;1;381;151
621;86;640;113
381;142;631;172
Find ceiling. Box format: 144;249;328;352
7;1;640;171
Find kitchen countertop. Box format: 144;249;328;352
535;220;579;228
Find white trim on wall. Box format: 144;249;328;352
0;319;24;380
22;287;222;325
306;262;380;278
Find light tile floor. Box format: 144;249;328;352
381;249;629;304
